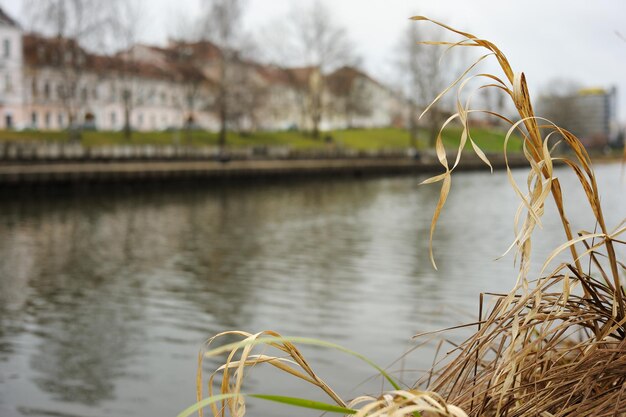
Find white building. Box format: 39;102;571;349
324;66;405;130
0;8;25;129
0;6;406;134
21;34;216;132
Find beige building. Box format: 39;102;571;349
22;34;215;132
325;66;405;130
0;6;405;134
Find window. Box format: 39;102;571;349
122;88;131;103
58;113;64;128
31;112;38;128
3;39;10;58
81;87;88;103
44;82;50;99
137;113;144;127
31;78;38;98
45;112;51;129
111;112;117;128
4;74;12;92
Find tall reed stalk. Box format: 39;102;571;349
180;18;625;417
411;16;625;416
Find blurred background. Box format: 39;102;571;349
0;1;624;417
0;0;623;148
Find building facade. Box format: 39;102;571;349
0;7;405;134
0;8;25;130
537;87;620;149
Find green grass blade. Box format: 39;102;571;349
204;336;402;390
176;393;239;417
250;394;357;414
177;393;357;417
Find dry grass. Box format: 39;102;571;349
180;18;625;417
412;16;626;416
180;331;468;417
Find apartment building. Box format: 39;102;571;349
0;6;405;133
537;87;620;148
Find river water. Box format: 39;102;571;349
0;163;623;417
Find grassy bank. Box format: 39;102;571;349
0;127;522;152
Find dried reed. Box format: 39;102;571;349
180;17;625;417
411;16;626;417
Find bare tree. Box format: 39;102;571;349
268;0;354;138
109;1;146;141
25;0;117;142
165;39;211;143
396;22;463;148
165;11;208;143
200;0;248;148
111;1;146;141
167;6;202;42
226;48;269;135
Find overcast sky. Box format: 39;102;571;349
3;0;626;122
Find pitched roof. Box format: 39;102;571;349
254;65;293;85
326;66;386;94
23;34;89;68
0;7;19;28
257;65;320;89
165;39;223;61
326;66;361;95
22;33;209;84
287;66;320;87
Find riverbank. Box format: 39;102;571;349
0;154;534;186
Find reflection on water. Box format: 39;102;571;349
0;164;623;417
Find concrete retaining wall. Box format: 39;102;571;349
0;142;422;162
0;155;532;186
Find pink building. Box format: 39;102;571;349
0;6;406;133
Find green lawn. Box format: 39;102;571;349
0;127;522;153
331;127;522;152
